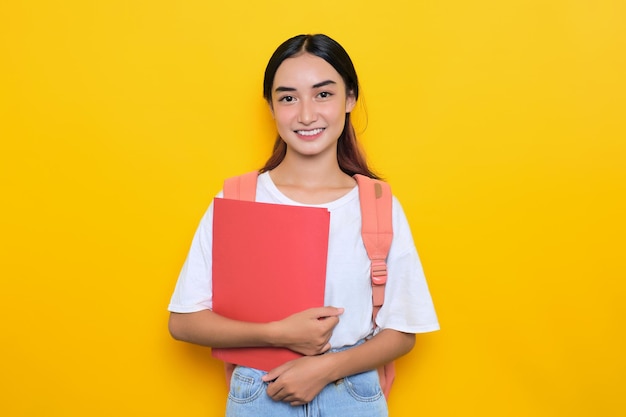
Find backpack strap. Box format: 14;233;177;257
221;171;259;387
353;174;393;322
353;174;395;399
223;171;259;201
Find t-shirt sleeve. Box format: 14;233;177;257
167;198;218;313
375;197;440;333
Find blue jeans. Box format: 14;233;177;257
225;366;388;417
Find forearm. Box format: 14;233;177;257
168;306;342;354
168;310;276;348
262;328;415;405
322;329;415;382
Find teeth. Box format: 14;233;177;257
296;128;324;136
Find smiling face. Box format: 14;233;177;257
270;53;356;161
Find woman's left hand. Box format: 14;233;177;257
262;355;334;406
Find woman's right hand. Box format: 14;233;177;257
270;306;344;356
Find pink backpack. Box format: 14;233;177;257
221;171;396;399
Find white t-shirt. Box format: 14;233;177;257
169;172;439;348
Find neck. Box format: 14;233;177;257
271;151;350;188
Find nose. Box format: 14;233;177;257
297;100;317;125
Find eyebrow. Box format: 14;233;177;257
274;79;337;93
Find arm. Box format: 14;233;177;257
263;328;415;405
168;306;344;356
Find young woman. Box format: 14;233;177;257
168;34;439;416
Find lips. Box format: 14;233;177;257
295;128;325;136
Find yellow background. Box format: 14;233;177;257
1;0;624;416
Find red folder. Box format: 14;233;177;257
211;198;330;371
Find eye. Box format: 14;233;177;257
318;91;333;99
278;95;296;103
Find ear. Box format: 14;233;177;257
345;91;356;113
268;101;275;119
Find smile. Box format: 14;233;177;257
295;128;325;136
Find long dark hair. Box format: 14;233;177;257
260;34;379;179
